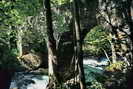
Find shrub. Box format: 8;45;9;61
105;61;128;72
84;25;111;56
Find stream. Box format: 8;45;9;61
9;57;109;89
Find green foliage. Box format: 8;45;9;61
0;42;20;70
84;25;111;55
87;80;106;89
22;28;47;53
0;0;43;26
0;29;17;49
52;0;71;5
105;61;128;72
0;0;44;70
0;29;10;41
85;26;107;42
0;0;44;50
11;48;18;56
52;11;71;34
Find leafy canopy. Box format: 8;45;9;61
0;0;43;26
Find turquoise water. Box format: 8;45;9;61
84;65;104;83
10;58;108;89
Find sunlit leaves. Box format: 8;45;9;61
53;11;70;34
14;0;43;16
0;0;43;26
84;25;111;55
52;0;71;5
85;26;109;44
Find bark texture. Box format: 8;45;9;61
73;0;86;89
44;0;61;88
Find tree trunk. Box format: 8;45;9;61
44;0;60;88
109;33;117;63
17;27;23;57
73;0;86;89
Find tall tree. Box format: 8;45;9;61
44;0;61;88
73;0;86;89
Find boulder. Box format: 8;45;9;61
19;53;43;70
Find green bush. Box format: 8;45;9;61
105;61;128;72
84;25;111;56
0;42;21;70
